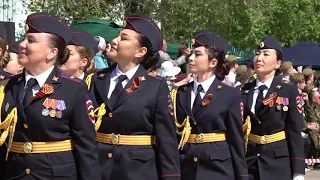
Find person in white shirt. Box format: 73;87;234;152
59;30;96;80
225;55;239;86
242;36;305;180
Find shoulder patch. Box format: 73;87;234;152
60;73;83;83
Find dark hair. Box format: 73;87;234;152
274;50;282;76
136;33;160;70
205;46;228;81
225;61;237;72
0;37;7;60
48;34;70;65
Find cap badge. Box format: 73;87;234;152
260;42;264;48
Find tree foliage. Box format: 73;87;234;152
25;0;320;50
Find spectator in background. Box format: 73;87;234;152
304;88;320;169
234;65;251;89
291;73;307;94
177;43;188;73
0;41;23;75
157;39;190;69
280;61;297;81
303;68;314;85
93;36;108;69
225;55;239;86
291;73;311;173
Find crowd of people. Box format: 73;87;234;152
0;12;316;180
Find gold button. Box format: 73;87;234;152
109;113;113;118
23;124;28;129
257;153;260;157
193;122;197;125
193;157;198;162
25;168;30;174
107;153;113;158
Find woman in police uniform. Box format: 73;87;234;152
0;13;100;180
172;30;248;180
88;15;180;180
242;36;305;180
59;30;96;80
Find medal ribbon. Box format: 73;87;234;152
284;98;289;106
263;92;277;107
276;97;282;106
42;98;51;109
49;99;57;110
56;100;66;111
33;84;54;99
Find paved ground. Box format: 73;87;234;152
306;169;320;179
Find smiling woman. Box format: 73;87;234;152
0;12;100;180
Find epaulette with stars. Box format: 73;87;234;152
60;72;83;83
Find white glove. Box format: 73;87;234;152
293;174;304;180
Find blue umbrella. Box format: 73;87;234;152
283;41;320;67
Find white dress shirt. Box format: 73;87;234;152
226;71;236;85
78;72;85;80
250;76;274;114
107;64;140;99
191;75;215;109
24;65;54;97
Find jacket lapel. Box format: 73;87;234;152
257;77;281;117
194;78;220;118
178;82;194;120
246;80;256;112
28;66;62;106
113;65;148;110
93;65;114;109
12;75;27;121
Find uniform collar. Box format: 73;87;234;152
111;64;140;81
255;76;274;89
24;65;54;87
194;75;216;92
78;72;85;80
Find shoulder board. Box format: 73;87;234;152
9;72;23;80
147;72;163;80
280;79;293;85
60;73;83;83
221;80;236;89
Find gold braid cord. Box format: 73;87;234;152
171;88;191;150
242;116;251;152
93;103;106;131
0;80;19;160
85;73;94;90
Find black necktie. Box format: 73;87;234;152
22;78;38;108
109;75;127;109
255;85;268;114
192;84;203;115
